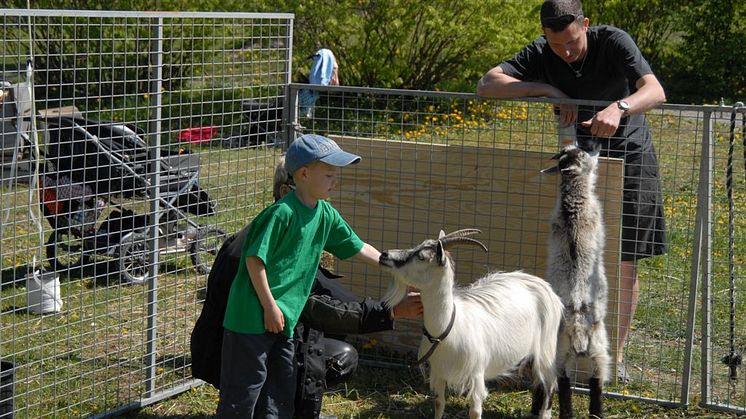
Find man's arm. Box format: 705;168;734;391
300;272;422;334
477;65;568;99
626;73;667;114
581;73;666;137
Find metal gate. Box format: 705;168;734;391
0;9;291;418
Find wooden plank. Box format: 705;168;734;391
330;136;624;367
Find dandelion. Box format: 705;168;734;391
361;338;379;349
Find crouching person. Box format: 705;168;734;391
293;266;423;418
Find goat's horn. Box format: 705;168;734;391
440;228;482;240
439;236;488;253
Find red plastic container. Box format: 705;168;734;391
177;126;218;144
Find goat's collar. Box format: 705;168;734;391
412;304;456;367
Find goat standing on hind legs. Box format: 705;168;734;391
545;145;611;419
379;229;563;419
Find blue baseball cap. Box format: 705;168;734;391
285;134;361;175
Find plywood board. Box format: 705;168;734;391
330;136;624;366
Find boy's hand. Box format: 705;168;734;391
263;304;285;333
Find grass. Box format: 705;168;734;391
123;364;739;418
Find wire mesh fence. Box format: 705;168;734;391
1;10;290;418
1;7;745;418
293;84;746;413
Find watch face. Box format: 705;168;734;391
618;100;630;111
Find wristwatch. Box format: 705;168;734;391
617;100;631;114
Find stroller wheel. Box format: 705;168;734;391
46;230;91;271
119;232;151;284
189;225;227;275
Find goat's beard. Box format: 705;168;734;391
382;278;409;310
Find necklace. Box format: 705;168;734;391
567;51;587;78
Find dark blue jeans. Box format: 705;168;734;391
216;330;296;419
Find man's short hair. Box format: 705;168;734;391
540;0;584;32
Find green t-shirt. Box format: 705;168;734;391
222;191;364;337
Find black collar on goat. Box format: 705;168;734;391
413;303;456;367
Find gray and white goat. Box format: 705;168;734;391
380;229;563;419
545;145;611;419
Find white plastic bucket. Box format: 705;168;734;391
26;270;63;314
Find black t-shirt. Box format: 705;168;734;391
499;25;654;155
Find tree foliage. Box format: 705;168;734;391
583;0;746;103
2;0;244;105
4;0;745;103
246;0;541;92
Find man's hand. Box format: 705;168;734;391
581;102;625;138
557;103;579;127
392;292;423;320
581;74;666;138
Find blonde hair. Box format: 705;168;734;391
273;155;291;201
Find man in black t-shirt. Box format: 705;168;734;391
477;0;667;383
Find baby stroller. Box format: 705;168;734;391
39;115;226;283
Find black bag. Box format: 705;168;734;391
190;225;250;388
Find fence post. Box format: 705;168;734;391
695;109;715;406
280;18;296;150
144;16;165;399
284;84;300;150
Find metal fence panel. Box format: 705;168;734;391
0;10;290;418
698;106;746;415
291;84;746;413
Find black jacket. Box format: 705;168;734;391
190;224;394;389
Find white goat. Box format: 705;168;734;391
545;145;611;419
380;229;563;419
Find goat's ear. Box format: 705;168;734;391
541;150;563;174
438;230;446;240
436;240;447;266
540;164;560;174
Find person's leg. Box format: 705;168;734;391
293;336;358;419
617;260;639;380
293;329;326;419
616;145;664;380
216;331;272;418
254;334;297;419
323;338;358;387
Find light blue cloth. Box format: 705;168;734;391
308;48;336;86
299;48;337;117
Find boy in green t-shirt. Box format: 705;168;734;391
216;134;382;418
